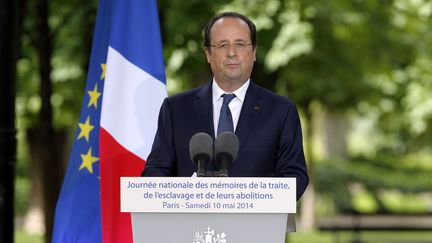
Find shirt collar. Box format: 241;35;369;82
212;78;250;103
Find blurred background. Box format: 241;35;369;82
8;0;432;242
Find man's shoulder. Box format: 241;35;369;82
252;84;295;107
166;84;207;102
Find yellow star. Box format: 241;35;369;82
100;63;106;80
79;147;99;174
87;84;101;109
77;116;94;142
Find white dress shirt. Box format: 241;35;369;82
212;79;250;136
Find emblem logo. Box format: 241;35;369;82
193;227;227;243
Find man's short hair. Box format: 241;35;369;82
203;12;257;48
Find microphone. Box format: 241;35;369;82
214;132;239;177
189;132;213;177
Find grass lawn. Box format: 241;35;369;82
288;231;432;243
15;230;43;243
14;230;432;243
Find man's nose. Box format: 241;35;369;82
227;45;237;57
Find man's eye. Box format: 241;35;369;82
236;43;246;48
218;43;229;49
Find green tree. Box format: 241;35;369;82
17;0;96;241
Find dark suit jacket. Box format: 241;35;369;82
142;81;309;200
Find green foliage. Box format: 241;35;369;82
316;156;432;213
15;177;30;216
17;0;97;129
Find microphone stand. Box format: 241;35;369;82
218;157;229;177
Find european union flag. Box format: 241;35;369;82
52;1;166;242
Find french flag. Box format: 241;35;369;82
52;1;166;242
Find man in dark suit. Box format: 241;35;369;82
142;12;309;200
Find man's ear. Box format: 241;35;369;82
204;47;211;63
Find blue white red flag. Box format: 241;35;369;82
52;1;166;242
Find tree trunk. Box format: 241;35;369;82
33;0;64;242
25;128;68;236
322;109;348;159
23;128;45;234
299;106;316;230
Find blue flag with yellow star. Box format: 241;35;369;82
52;1;166;242
51;0;107;241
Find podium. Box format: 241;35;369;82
121;177;296;243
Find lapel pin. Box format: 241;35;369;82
254;105;260;110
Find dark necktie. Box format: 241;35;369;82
217;93;236;135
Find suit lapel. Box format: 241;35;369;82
193;81;262;147
236;83;262;150
193;82;215;139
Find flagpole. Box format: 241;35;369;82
0;0;19;242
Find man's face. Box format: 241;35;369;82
204;17;256;86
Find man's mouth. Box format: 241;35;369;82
225;62;240;68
